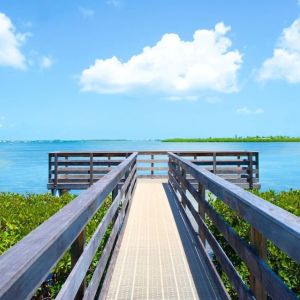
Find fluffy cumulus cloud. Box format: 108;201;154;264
80;23;242;98
236;107;264;115
0;12;27;69
258;18;300;83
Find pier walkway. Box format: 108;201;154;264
1;151;300;300
103;179;225;300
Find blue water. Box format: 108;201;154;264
0;140;300;193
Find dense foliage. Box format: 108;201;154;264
162;136;300;142
1;190;300;298
207;189;300;298
0;192;112;298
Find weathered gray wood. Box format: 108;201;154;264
70;230;86;299
250;227;267;300
56;188;123;299
150;154;154;175
97;177;137;300
82;212;121;300
49;151;259;190
168;175;231;300
169;152;300;266
137;159;168;163
168;154;298;299
51;160;122;166
169;171;254;300
53;167;112;174
198;182;206;244
248;153;254;189
0;152;138;300
137;167;168;171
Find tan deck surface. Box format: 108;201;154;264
104;179;224;300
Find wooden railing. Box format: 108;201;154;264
0;152;138;300
168;152;300;300
48;150;259;192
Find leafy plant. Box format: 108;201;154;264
0;192;112;298
207;189;300;298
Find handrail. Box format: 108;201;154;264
0;152;138;300
48;150;259;190
168;152;300;300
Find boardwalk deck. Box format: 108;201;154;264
2;151;300;300
102;179;227;300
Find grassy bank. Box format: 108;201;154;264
162;136;300;142
0;190;299;297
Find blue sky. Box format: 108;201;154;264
0;0;300;140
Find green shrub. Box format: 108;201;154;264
207;189;300;298
0;192;112;298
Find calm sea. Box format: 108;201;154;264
0;140;299;193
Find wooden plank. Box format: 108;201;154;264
250;227;267;300
137;174;168;179
169;172;254;300
53;167;112;174
49;152;131;157
49;150;259;157
198;182;206;244
97;177;137;300
82;210;121;300
0;152;138;300
56;189;123;300
190;160;254;166
169;152;300;265
137;167;169;171
137;159;168;163
168;160;297;299
167;177;230;300
248;153;254;189
151;154;154;175
70;230;86;299
50;160;123;166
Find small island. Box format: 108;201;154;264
162;136;300;142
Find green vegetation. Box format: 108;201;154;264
207;189;300;298
0;192;112;298
1;189;300;298
162;136;300;142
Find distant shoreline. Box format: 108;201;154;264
162;137;300;142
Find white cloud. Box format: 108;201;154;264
40;56;53;69
0;12;27;69
164;95;198;101
258;18;300;83
79;7;95;18
107;0;121;8
79;23;242;99
236;107;264;115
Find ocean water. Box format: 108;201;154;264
0;140;300;194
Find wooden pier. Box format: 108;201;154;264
1;150;300;300
47;150;260;193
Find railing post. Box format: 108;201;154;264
54;153;58;189
213;152;217;174
151;154;154;177
71;230;86;299
198;182;206;244
180;167;186;208
248;153;253;189
89;153;94;186
256;152;260;184
250;227;267;300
